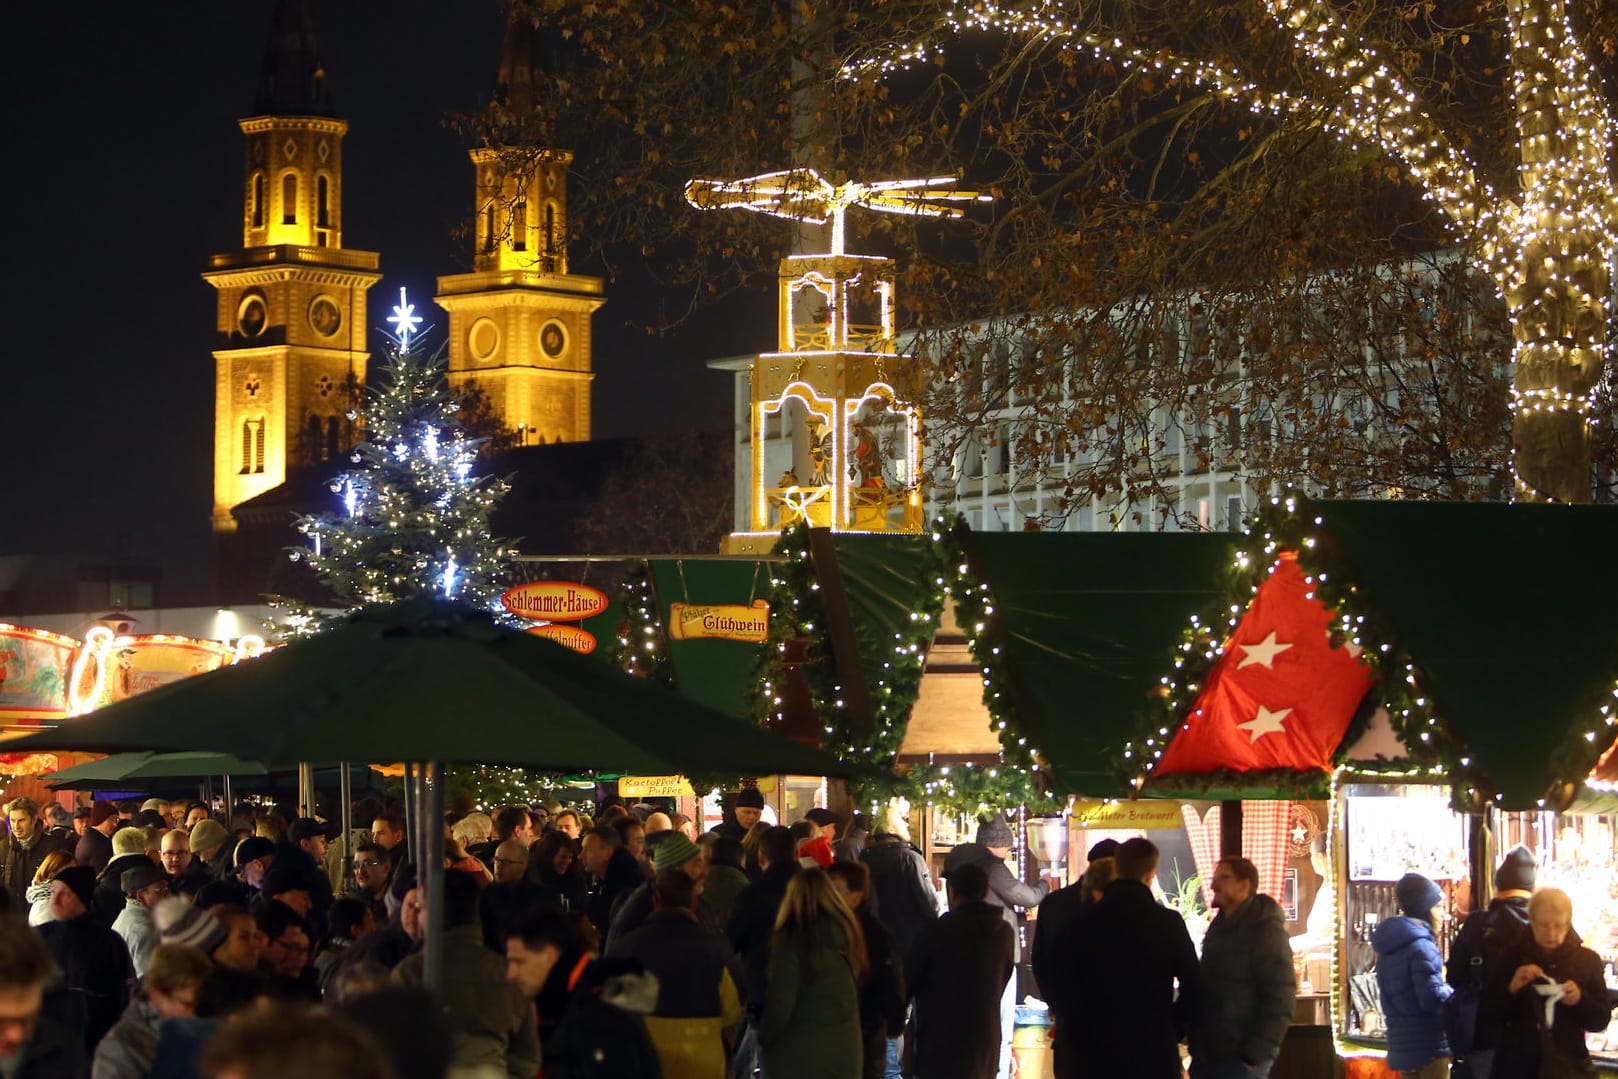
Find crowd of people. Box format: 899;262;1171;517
2;789;1611;1079
0;789;1019;1079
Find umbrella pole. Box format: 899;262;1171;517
339;761;354;883
298;762;315;818
422;760;447;992
402;763;416;868
222;774;233;825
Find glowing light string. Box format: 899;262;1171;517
842;0;1616;502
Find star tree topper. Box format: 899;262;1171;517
1152;551;1374;776
387;286;424;352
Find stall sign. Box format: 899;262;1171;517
0;625;78;722
1070;799;1187;830
619;775;696;798
501;582;609;623
668;600;770;643
525;623;597;655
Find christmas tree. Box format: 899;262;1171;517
290;292;512;616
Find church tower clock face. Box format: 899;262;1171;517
539;320;567;360
309;296;343;337
237;294;268;337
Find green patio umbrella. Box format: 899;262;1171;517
9;599;844;779
44;750;269;789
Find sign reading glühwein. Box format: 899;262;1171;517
501;582;610;623
668;600;770;643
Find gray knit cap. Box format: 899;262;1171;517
154;896;228;955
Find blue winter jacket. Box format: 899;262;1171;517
1372;914;1454;1070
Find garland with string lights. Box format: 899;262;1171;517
845;0;1615;503
1114;496;1391;800
931;515;1062;813
1117;495;1618;810
604;561;674;684
746;519;1061;814
287;331;513;622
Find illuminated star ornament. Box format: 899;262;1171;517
387;286;424;351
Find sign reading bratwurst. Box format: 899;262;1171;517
668;600;770;643
501;582;609;623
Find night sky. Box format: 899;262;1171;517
7;2;756;604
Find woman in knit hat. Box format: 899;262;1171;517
1445;844;1538;1076
1372;872;1454;1078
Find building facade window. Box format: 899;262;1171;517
252;173;265;228
282;173;298;225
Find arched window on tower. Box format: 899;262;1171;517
483;202;497;253
240;418;266;474
326;416;341;461
512;200;527;251
252;174;265;228
317;175;331;228
282;173;298;225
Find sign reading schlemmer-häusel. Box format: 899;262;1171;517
501;582;610;623
668;600;770;643
1069;800;1186;830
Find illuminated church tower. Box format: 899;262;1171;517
436;9;605;446
203;0;381;533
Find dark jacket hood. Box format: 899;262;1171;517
1372;913;1435;956
941;842;996;873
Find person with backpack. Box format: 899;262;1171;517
1445;846;1536;1079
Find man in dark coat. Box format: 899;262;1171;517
1050;837;1201;1079
3;798;70;914
708;788;765;843
906;861;1015;1079
504;908;663;1079
725;825;799;1012
1446;845;1535;1079
91;826;159;928
36;866;133;1052
940;814;1048;1077
860;814;939;959
0;916;89;1079
73;801;119;875
579;826;645;938
1189;857;1295;1079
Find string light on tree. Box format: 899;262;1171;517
286;322;512;620
845;0;1614;503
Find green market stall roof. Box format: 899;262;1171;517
1131;499;1618;810
1312;500;1618;810
956;530;1241;799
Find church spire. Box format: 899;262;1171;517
253;0;336;118
492;4;561;116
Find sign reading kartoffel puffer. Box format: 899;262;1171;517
1069;800;1187;830
618;775;696;798
501;582;610;623
525;624;597;655
668;600;770;643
